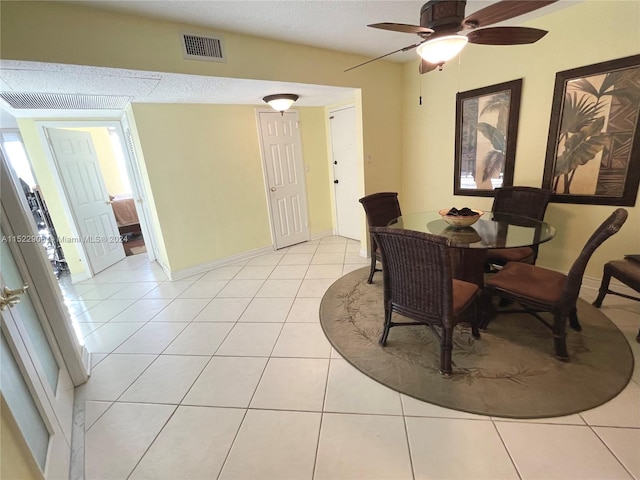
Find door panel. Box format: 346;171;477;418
1;331;50;471
259;111;310;248
0;232;59;392
46;127;125;273
1;222;73;478
330;106;361;240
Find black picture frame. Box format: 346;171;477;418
454;79;522;197
542;54;640;206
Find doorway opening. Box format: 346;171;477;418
1;118;156;282
0;130;70;278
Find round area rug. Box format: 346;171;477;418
319;267;634;419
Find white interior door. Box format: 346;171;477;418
46;127;125;273
1;222;74;479
329;106;361;240
258;110;310;249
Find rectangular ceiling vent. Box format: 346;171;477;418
181;33;226;62
0;92;132;110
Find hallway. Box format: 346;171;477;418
61;236;640;480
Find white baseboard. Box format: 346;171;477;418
70;271;90;283
169;245;275;281
310;230;335;241
580;274;639;299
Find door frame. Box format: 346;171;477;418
0;151;89;385
35;119;157;279
255;108;311;249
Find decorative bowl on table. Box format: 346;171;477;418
438;207;484;227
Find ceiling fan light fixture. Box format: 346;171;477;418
263;94;299;113
417;35;468;64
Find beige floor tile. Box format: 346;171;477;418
238;297;294;322
219;409;320;480
406;417;519;480
268;264;309;279
149;298;210;322
183;356;267;407
130;406;245;480
119;355;209;404
324;359;403;415
250;357;328;411
271;323;332;358
255;279;302;297
193;297;252;322
593;426;640;479
286;297;322;322
178;280;228;298
82;322;145;354
215;322;283;356
216;279;265;297
315;413;413;480
580;381;640;427
85;402;175;480
496;421;633;479
164;322;234;355
81;354;157;401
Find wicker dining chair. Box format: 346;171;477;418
486;186;553;268
482;208;628;360
370;226;481;376
358;192;402;284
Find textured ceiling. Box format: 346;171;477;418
0;0;577;123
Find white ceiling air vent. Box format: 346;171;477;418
181;33;226;62
0;92;132;110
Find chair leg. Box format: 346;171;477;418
569;308;581;331
367;254;377;284
636;328;640;343
478;288;495;330
592;270;612;308
379;308;392;346
553;313;569;361
439;327;453;376
470;297;481;339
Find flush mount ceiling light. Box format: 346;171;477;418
263;94;299;114
416;35;468;66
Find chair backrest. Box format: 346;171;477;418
358;192;402;228
369;226;454;326
563;208;628;309
492;186;552;221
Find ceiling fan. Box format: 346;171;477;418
346;0;558;74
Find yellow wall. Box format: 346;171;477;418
131;103;333;271
1;397;44;480
401;0;640;278
299;107;334;235
1;1;403;274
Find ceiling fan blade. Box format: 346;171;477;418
419;59;439;75
368;22;434;35
345;42;424;72
462;0;558;29
467;27;548;45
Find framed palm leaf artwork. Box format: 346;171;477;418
454;79;522;197
542;55;640;206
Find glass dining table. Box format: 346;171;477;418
388;211;556;287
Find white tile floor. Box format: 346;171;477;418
61;236;640;480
